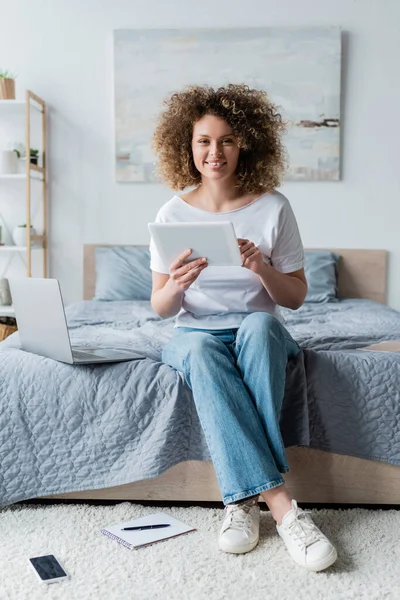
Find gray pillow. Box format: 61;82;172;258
304;250;340;303
94;246;153;301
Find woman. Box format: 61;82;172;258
149;83;337;572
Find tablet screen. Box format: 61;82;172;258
148;222;242;268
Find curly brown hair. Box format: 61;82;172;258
152;83;288;194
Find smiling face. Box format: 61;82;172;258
191;114;240;183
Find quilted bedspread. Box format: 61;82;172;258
1;298;400;508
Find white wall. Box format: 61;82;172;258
1;0;399;307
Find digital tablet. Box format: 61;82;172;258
148;221;242;267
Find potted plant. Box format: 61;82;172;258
10;144;40;167
0;69;16;100
0;143;25;175
12;224;37;247
0;148;19;174
30;148;39;166
11;143;25;159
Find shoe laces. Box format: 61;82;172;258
222;498;257;539
285;510;326;549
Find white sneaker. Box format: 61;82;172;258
276;499;337;572
218;497;260;554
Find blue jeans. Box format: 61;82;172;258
161;312;301;505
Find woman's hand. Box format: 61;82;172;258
168;249;208;293
238;238;265;275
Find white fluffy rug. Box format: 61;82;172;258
1;501;399;600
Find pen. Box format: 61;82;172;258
121;524;171;531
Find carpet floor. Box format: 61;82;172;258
0;501;399;600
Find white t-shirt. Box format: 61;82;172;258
149;190;305;329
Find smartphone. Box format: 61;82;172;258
28;554;69;584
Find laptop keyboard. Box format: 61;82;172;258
72;349;116;359
71;348;145;363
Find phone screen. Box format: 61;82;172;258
29;555;67;581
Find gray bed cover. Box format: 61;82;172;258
1;298;400;508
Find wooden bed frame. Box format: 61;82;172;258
43;247;400;505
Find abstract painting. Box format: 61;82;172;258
114;27;341;183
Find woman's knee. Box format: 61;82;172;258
182;332;218;356
162;331;217;369
237;312;285;344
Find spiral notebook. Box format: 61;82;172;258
100;512;197;550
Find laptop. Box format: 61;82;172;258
8;278;146;365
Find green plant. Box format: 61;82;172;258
0;69;17;79
11;146;39;159
9;142;24;158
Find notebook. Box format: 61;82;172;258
100;512;197;550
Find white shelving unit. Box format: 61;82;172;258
0;91;47;318
0;172;43;180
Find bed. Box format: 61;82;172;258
1;246;400;508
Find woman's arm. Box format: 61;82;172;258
151;249;208;318
151;272;185;318
238;238;307;310
257;265;308;310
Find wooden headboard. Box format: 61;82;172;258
83;245;387;304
